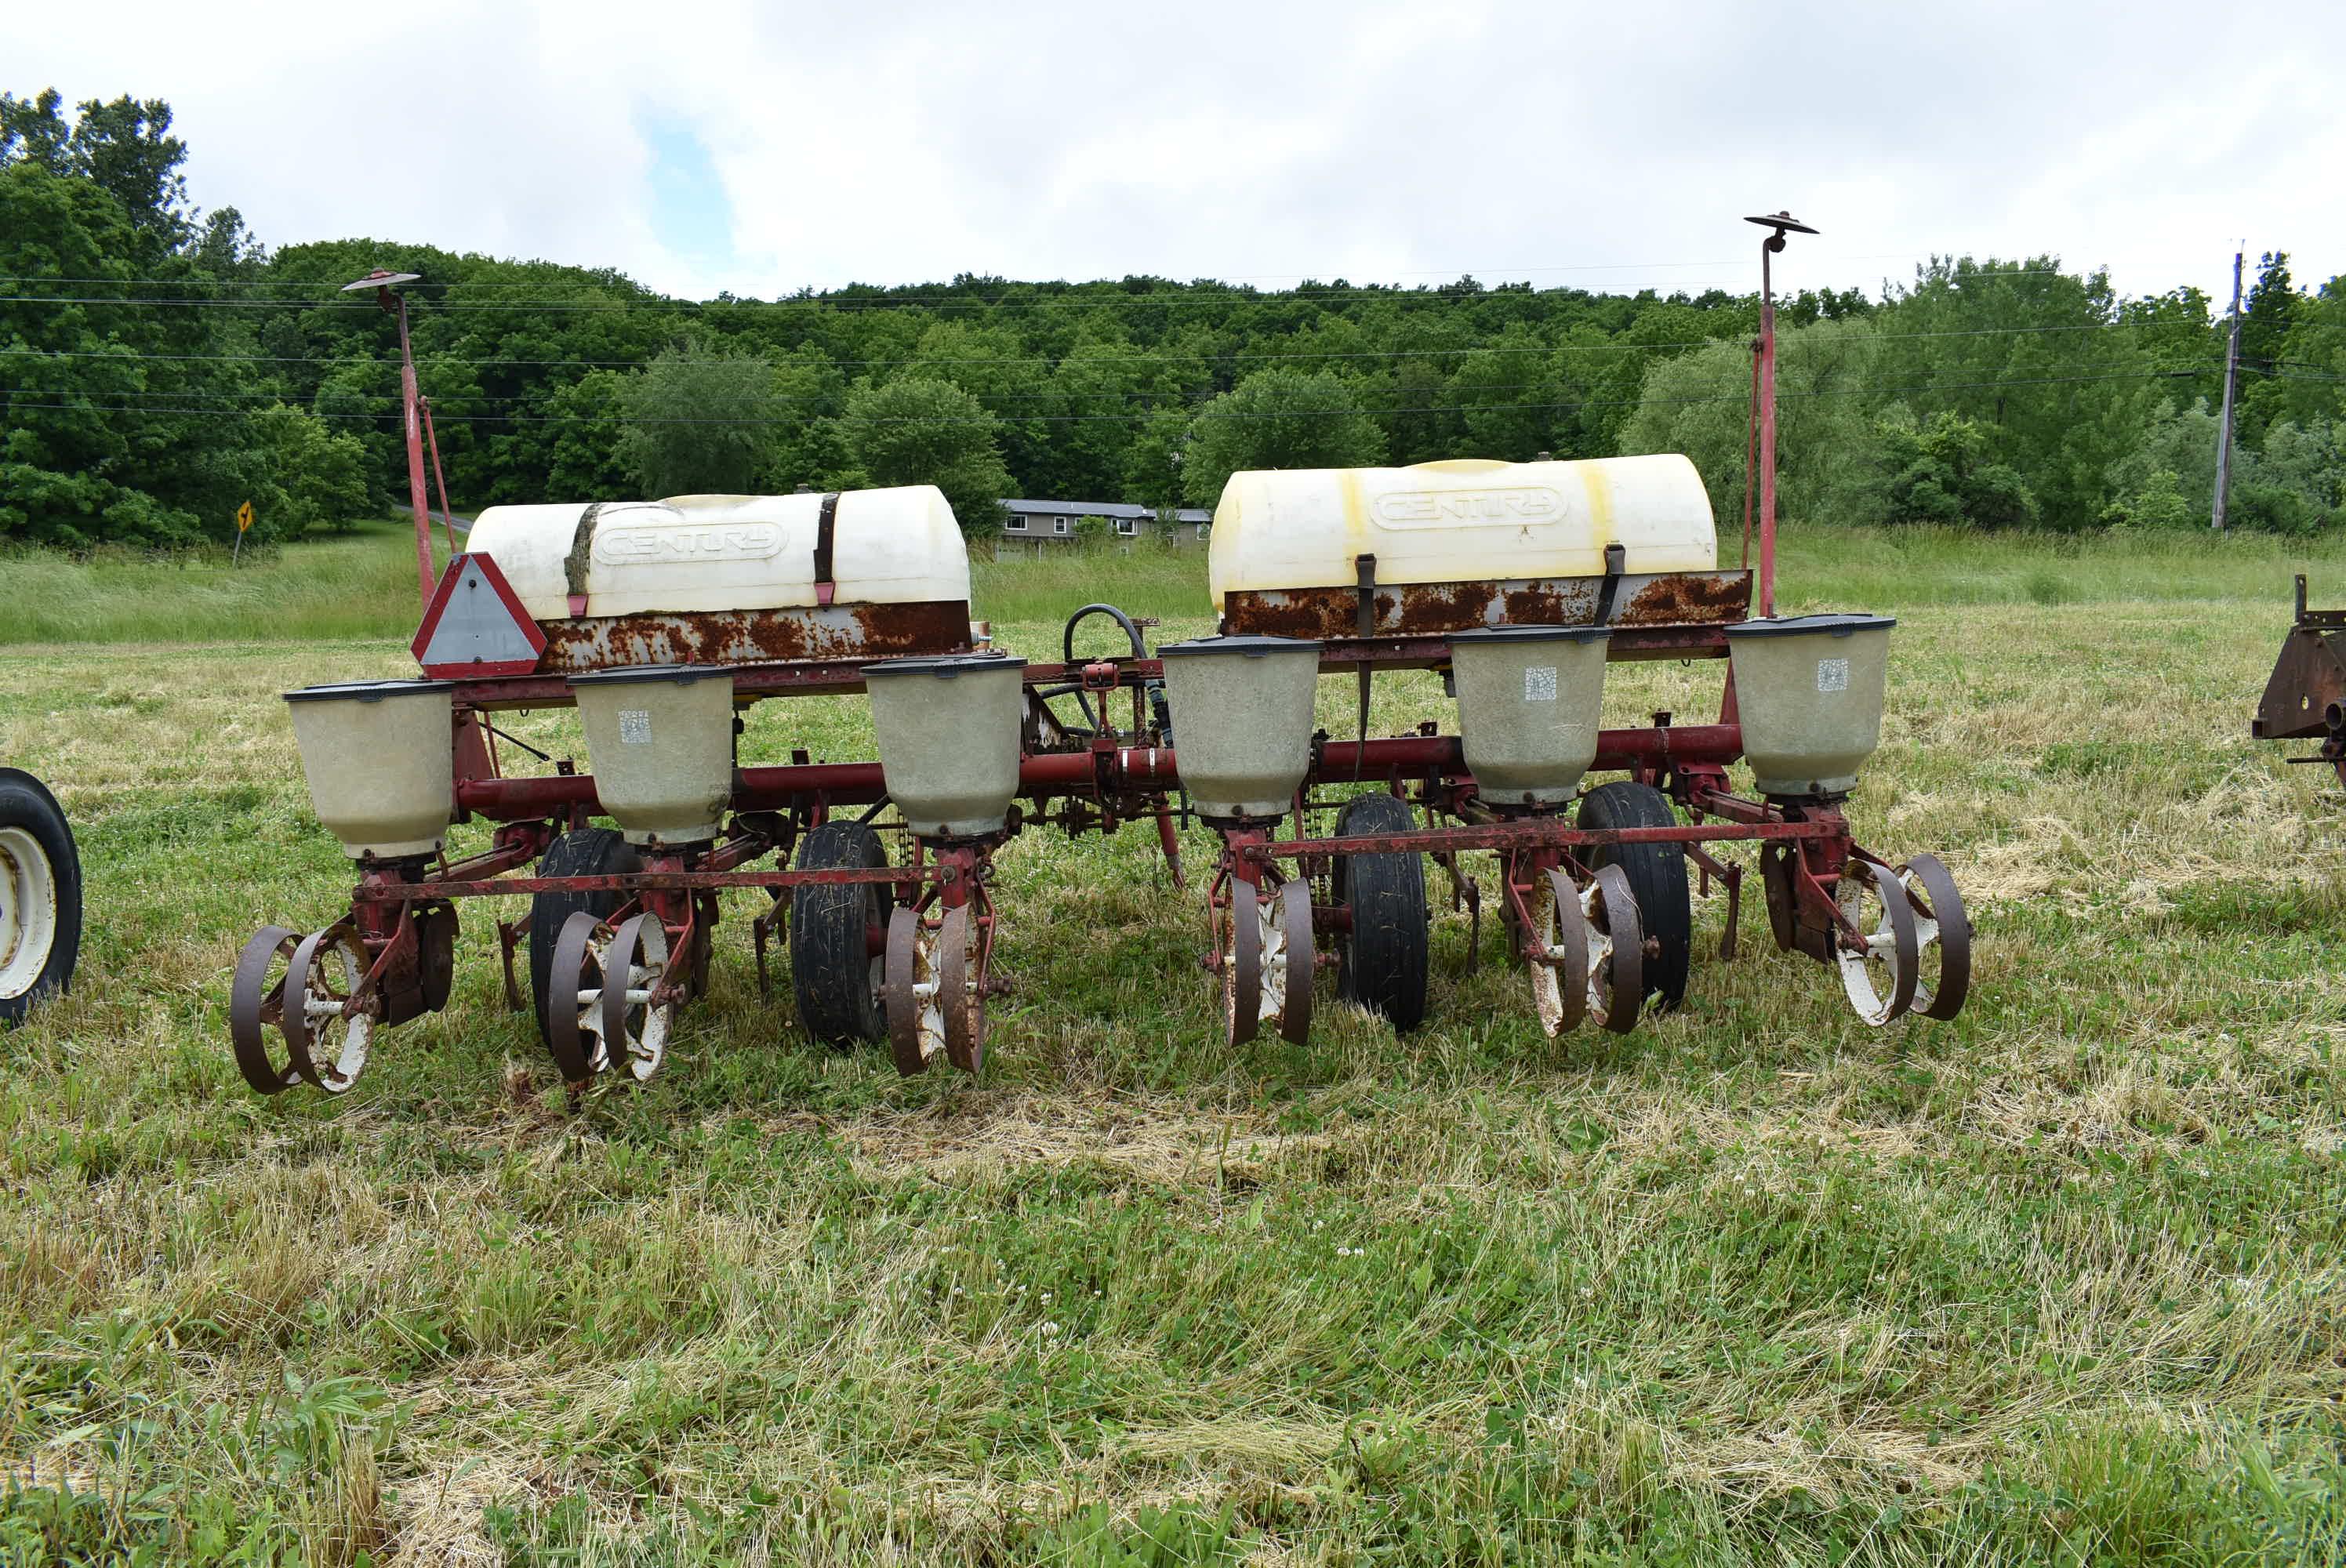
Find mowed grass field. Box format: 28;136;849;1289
1;524;2344;1565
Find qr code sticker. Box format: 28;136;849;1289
619;709;654;744
1816;657;1850;694
1523;666;1558;702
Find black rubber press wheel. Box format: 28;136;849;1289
0;769;82;1025
528;827;639;1044
1575;781;1691;1010
790;821;891;1047
1331;792;1429;1031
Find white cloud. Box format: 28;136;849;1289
13;0;2344;305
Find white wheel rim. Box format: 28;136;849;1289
1579;880;1616;1026
303;932;375;1094
1836;869;1904;1026
1258;891;1288;1023
1527;874;1564;1035
911;920;946;1066
576;922;674;1080
0;826;58;1004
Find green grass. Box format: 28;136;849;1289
11;517;2345;648
2;524;2344;1564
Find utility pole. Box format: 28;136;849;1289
2212;245;2244;531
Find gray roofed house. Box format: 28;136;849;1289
997;499;1212;552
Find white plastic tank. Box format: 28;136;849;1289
466;487;970;622
1208;456;1716;608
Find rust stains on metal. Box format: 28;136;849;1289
536;600;972;673
1614;571;1753;627
1223;572;1752;640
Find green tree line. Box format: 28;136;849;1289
5;88;2343;548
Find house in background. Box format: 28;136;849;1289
998;499;1212;554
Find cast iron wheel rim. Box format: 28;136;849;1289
1836;860;1919;1026
1528;867;1589;1038
281;927;375;1094
1276;877;1315;1046
545;909;605;1084
600;913;674;1083
1584;864;1644;1035
229;925;303;1094
1222;888;1262;1048
884;906;933;1076
0;826;58;1007
1900;853;1972;1021
941;904;984;1073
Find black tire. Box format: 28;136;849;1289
1332;793;1429;1032
791;821;889;1047
529;827;640;1044
1576;781;1692;1010
0;768;82;1025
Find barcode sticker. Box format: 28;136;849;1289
619;709;653;744
1817;658;1850;694
1524;666;1558;702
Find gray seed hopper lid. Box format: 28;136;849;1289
284;678;456;703
1724;613;1895;639
1449;624;1613;645
568;663;733;687
862;652;1028;678
1157;634;1322;659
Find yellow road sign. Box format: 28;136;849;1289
236;501;254;532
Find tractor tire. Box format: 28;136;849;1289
790;821;890;1047
1332;792;1429;1031
1576;780;1692;1010
0;769;82;1025
528;827;640;1044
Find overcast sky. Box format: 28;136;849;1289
14;1;2344;308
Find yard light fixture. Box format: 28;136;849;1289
340;268;453;606
1741;212;1817;618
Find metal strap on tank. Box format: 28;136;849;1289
1353;553;1377;780
1592;542;1628;626
562;502;605;617
813;492;841;608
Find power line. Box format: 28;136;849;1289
0;256;2109;294
2;350;2217;416
0;266;2103;315
1;367;2208;429
1;318;2221;377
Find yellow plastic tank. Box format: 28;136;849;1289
1207;456;1716;612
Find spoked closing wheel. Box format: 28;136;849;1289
1523;867;1589;1037
884;902;986;1076
280;926;376;1094
229;925;303;1094
547;909;677;1085
1836;859;1919;1026
1894;852;1971;1022
1218;880;1315;1049
1580;864;1644;1035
